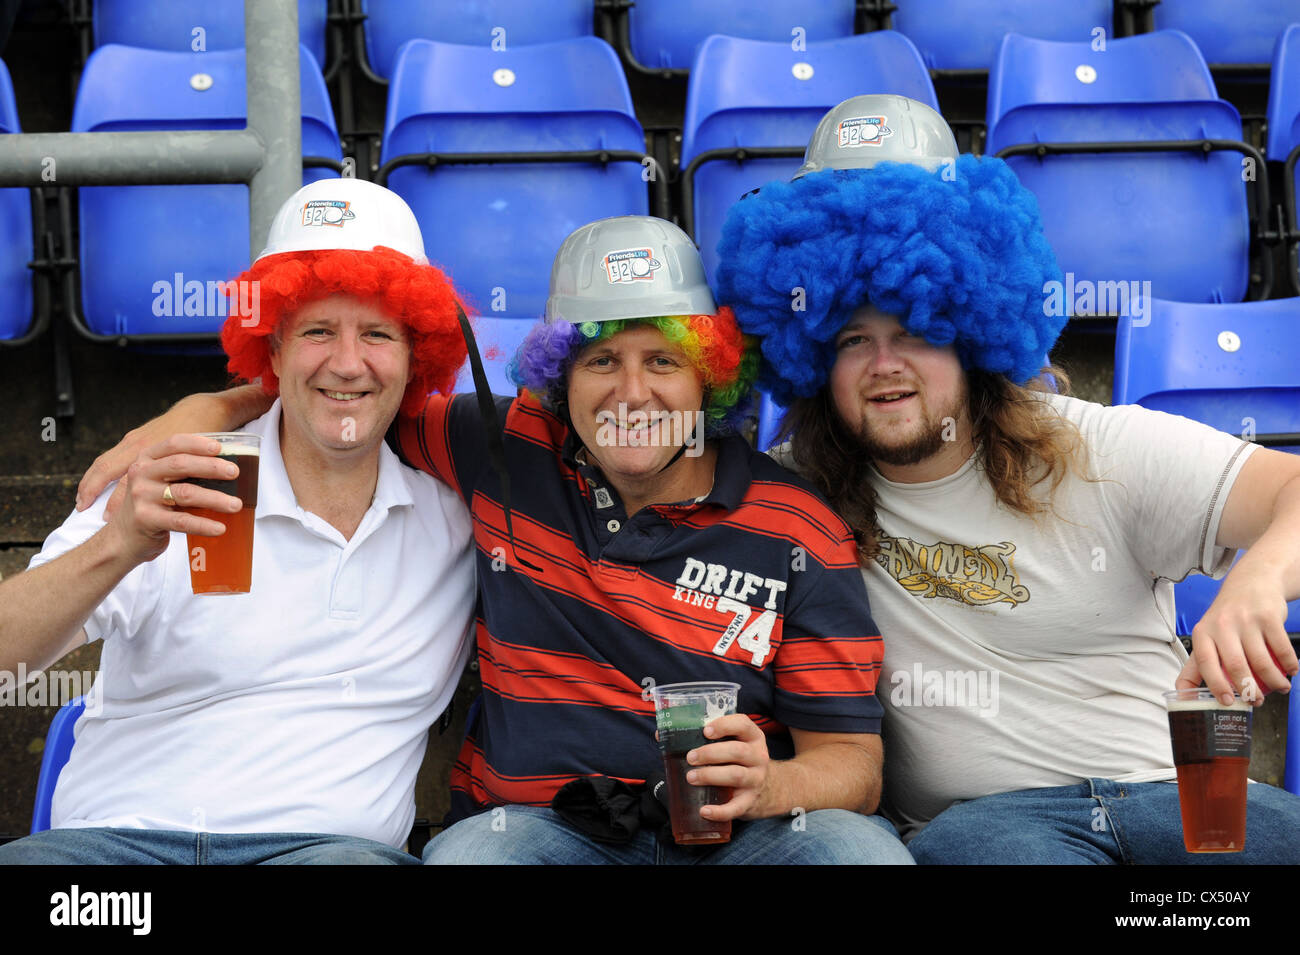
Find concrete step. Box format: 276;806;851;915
0;475;80;543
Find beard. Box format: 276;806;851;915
845;379;969;468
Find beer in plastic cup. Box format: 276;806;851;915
650;681;740;845
1163;688;1252;853
183;433;260;595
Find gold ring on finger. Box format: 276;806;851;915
162;484;177;506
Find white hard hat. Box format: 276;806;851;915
256;177;428;264
545;215;717;324
792;94;958;179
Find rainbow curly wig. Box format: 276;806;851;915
508;308;759;437
221;246;468;416
714;154;1064;406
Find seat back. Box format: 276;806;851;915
452;315;533;396
383;37;647;322
31;697;85;835
988;32;1250;306
755;391;785;452
1266;24;1300;161
0;56;33;340
892;0;1112;72
360;0;594;80
629;0;854;72
681;31;938;282
1289;675;1300;795
94;0;328;67
1114;296;1300;443
71;44;342;337
1153;0;1297;66
1115;297;1300;635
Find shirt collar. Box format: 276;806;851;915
562;424;752;514
247;400;414;522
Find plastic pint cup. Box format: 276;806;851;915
183;433;260;595
1163;688;1252;853
650;681;740;845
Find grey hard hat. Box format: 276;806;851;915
792;94;959;179
545;215;717;324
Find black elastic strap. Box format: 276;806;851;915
454;303;543;574
654;389;709;475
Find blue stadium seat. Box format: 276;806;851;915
1266;24;1300;293
31;697;85;835
0;56;33;341
755;392;784;452
891;0;1112;72
987;32;1255;307
70;44;342;338
1114;296;1300;635
94;0;328;67
1267;24;1300;162
453;316;531;396
1290;676;1300;795
381;37;648;323
1153;0;1297;67
360;0;594;80
681;31;938;282
628;0;855;72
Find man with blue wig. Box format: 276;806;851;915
716;94;1300;864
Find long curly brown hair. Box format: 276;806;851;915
784;366;1087;564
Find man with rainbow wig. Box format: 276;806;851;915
416;215;908;864
79;213;912;865
717;94;1300;864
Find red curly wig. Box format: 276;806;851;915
221;246;469;416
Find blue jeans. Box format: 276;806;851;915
423;805;914;864
907;779;1300;865
0;828;418;865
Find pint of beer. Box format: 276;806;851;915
183;433;260;596
1163;688;1252;853
650;682;740;845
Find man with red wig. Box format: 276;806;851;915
0;178;476;864
75;215;912;865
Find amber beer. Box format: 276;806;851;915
650;682;739;845
184;433;260;595
1164;689;1252;853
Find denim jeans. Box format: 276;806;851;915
423;805;914;864
0;828;418;865
907;779;1300;864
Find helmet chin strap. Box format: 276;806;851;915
654;393;706;475
567;390;709;481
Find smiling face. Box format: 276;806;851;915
828;305;973;482
270;295;412;465
565;323;711;504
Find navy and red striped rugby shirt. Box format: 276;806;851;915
396;392;882;823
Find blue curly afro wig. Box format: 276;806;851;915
714;154;1064;406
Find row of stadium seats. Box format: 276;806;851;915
10;28;1300;351
80;0;1300;78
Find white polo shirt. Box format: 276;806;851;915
31;401;476;848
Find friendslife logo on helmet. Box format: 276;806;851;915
603;248;661;284
837;116;892;148
300;199;355;228
594;404;704;457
